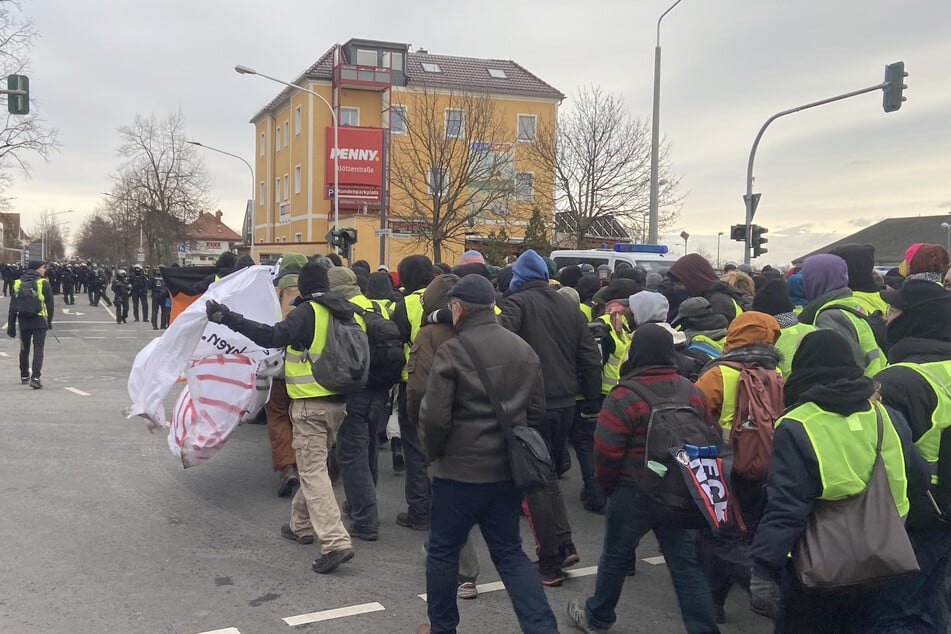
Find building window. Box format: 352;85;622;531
275;125;281;151
391;105;407;135
355;48;377;66
428;166;449;196
445;109;464;139
421;62;441;73
283;121;289;148
295;232;302;243
487;68;507;79
340;107;359;127
283;174;289;201
259;181;265;206
294;165;301;194
515;172;535;202
517;114;536;143
274;178;280;203
383;51;404;71
295;106;302;135
259;132;265;156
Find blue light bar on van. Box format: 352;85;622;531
613;243;669;254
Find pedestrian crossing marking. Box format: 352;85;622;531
194;628;241;634
643;556;666;565
282;601;385;626
418;566;599;601
65;387;90;397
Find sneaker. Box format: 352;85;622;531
396;512;429;531
280;523;314;545
29;377;42;389
20;376;28;385
312;547;354;574
350;524;379;542
457;581;478;600
750;595;777;620
561;542;581;569
537;563;566;587
566;600;606;633
277;465;299;498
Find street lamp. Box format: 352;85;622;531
717;231;724;270
235;64;340;253
187;140;255;245
42;209;76;261
648;0;685;245
941;222;951;254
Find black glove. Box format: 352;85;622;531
206;299;234;325
7;327;14;338
47;321;52;331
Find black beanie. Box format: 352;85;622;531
298;261;329;297
558;265;583;289
751;278;794;316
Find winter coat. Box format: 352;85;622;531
8;270;53;331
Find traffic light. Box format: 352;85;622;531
730;225;747;242
751;225;769;258
324;228;358;260
883;62;907;113
7;74;28;115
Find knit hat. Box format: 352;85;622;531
557;285;580;305
27;260;45;271
215;252;237;271
452;261;492;280
829;244;878;293
558;265;583;289
448;274;496;305
458;250;486;266
908;244;950;275
235;255;255;269
509;249;549;292
298;261;329;297
751;278;794;316
327;267;361;299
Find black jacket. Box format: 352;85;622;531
704;281;749;324
876;337;951;530
130;272;149;297
499;279;601;409
8;270;53;331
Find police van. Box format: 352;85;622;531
550;244;679;275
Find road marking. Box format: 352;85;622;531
65;387;91;397
643;556;666;565
194;628;241;634
1;321;6;330
282;601;385;626
0;352;8;357
102;304;116;320
418;566;600;601
84;336;106;339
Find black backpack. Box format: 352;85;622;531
308;297;370;394
357;304;405;390
621;378;723;527
15;278;43;317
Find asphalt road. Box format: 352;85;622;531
0;293;770;634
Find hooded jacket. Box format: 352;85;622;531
509;249;549;293
407;275;459;430
392;255;435;343
8;269;53;331
830;244;888;315
694;311;782;422
667;254;747;324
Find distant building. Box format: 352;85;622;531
793;214;951;266
0;212;29;264
184;210;242;266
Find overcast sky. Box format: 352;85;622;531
13;0;950;265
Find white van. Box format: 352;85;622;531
550;244;679;275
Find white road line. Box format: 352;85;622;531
1;321;6;330
282;601;385;626
194;628;241;634
84;336;106;339
419;566;600;601
65;387;91;397
102;304;116;320
643;556;666;565
0;352;8;357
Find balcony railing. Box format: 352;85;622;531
334;63;392;90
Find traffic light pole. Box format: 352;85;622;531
743;81;890;264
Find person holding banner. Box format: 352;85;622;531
567;324;721;634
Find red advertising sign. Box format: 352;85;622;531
325;126;384;188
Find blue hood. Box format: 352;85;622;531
509;249;549;292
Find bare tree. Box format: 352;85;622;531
389;86;515;262
75;212;119;263
28;210;68;260
0;2;59;207
107;111;212;266
528;86;682;248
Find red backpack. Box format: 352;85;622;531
720;361;785;481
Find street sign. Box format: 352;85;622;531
137;246;144;254
680;231;690;241
177;243;186;253
373;228;392;237
327;187;335;198
136;252;145;263
743;193;761;220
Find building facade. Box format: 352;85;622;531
183;210;243;266
246;38;562;266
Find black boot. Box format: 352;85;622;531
391;437;404;474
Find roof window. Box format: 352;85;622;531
421;62;442;73
487;68;507;79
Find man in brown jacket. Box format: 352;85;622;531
418;275;557;634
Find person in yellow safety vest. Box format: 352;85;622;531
785;272;809;315
873;278;951;631
666;253;749;325
799;254;886;378
749;329;927;629
830;244;891;316
204;261;357;574
693;311;783;623
671;297;729;377
390;254;436;532
8;260;53;389
752;278;816;378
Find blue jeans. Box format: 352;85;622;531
336;389;387;530
426;478;557;634
585;485;719;634
397;382;431;520
870;525;951;632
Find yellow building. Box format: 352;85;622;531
246;38;562;267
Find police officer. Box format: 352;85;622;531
130;264;149;322
111;269;131;324
61;265;76;305
204;261;356;575
7;261;53;388
149;269;169;330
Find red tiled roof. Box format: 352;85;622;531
250;44;563;122
186;212;242;242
